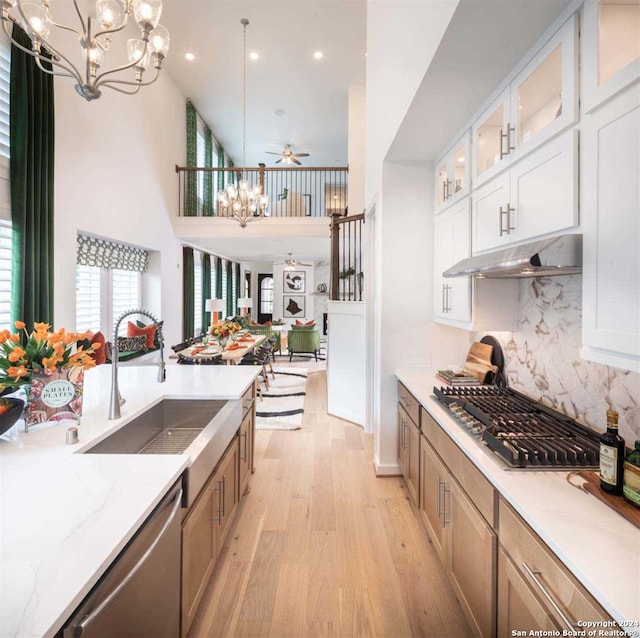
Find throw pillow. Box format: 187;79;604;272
295;320;315;326
128;321;156;349
90;331;106;365
135;319;163;349
105;335;148;361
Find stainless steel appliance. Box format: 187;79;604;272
62;481;182;638
434;385;600;470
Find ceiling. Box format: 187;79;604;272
161;0;367;169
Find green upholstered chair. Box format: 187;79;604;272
287;327;321;361
248;325;281;355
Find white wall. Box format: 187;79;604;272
54;74;186;349
273;263;315;324
327;301;366;425
365;0;459;205
348;85;366;217
373;161;469;474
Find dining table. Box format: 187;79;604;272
177;334;265;366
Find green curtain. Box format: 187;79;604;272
185;101;197;216
203;126;213;216
201;253;211;330
182;246;194;340
216;143;224;193
234;262;241;313
225;260;233;318
215;257;222;299
10;24;55;330
228;158;236;187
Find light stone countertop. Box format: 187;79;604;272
0;363;260;638
396;369;640;629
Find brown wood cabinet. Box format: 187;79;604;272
181;473;219;637
419;428;496;638
181;383;256;637
498;499;615;635
398;404;420;505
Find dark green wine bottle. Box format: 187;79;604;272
600;410;625;495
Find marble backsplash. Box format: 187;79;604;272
474;275;640;444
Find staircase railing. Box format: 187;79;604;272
330;212;365;301
175;165;348;218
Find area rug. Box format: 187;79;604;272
255;367;308;430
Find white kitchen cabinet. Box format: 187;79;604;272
472;129;578;253
581;86;640;371
473;14;578;189
435;130;471;213
434;198;472;325
582;0;640;114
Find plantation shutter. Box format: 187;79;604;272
75;264;102;333
0;220;11;330
111;269;141;335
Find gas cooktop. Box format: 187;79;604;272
433;385;600;470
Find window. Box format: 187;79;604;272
193;251;203;335
75;266;141;337
260;277;274;315
210;256;216;301
111;269;141;334
0;30;10;160
75;265;102;333
0;220;11;330
220;259;228;309
196;116;206;214
231;266;237;315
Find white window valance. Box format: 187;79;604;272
77;234;149;273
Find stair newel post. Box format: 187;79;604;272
330;212;341;300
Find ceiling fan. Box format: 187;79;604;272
277;253;313;269
265;145;310;166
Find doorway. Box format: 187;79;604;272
257;274;273;324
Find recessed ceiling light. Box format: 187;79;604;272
457;157;465;163
275;108;286;116
313;51;324;60
185;52;195;61
249;51;259;61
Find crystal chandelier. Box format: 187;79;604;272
217;18;268;228
1;0;170;101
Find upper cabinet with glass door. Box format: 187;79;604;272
434;130;471;214
582;0;640;113
472;14;578;188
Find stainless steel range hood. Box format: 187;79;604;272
443;234;582;278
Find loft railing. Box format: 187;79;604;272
175;164;348;218
330;212;365;301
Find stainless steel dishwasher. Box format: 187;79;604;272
62;480;182;638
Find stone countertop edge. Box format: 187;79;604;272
0;364;261;638
395;368;640;628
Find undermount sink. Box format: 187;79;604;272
85;399;227;455
84;398;243;507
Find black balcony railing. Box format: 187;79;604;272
330;212;364;301
175;164;348;218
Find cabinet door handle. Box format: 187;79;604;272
240;431;247;461
437;476;444;522
446;179;452;200
499;205;508;235
403;421;409;449
506;123;515;153
442;483;451;527
213;481;223;523
399;397;409;410
506;204;515;233
445;285;452;313
442;180;448;203
522;562;576;631
442;283;446;313
221;475;226;519
500;128;508;160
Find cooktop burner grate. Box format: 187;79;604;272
433;385;600;469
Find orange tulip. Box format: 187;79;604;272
8;346;26;363
0;330;10;344
42;357;58;371
14;320;25;330
7;365;28;379
8;333;19;343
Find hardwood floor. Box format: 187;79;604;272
190;371;473;638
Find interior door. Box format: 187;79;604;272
257;274;273;324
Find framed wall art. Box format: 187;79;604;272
283;295;305;318
283;270;305;293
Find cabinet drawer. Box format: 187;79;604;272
241;383;255;418
421;407;496;528
397;382;420;428
499;498;614;629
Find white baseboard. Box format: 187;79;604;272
373;459;401;476
327;407;364;427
